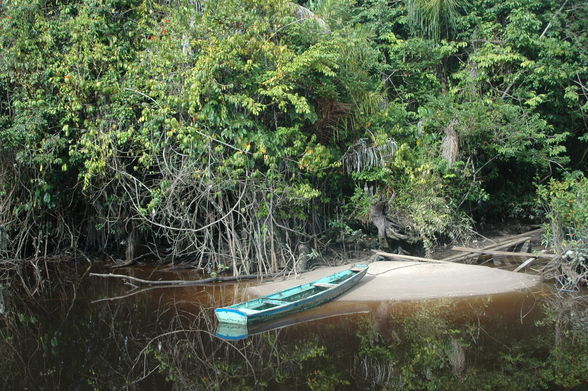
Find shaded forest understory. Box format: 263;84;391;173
1;0;587;285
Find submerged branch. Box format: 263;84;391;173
89;271;282;286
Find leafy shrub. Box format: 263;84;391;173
537;172;588;290
538;173;588;250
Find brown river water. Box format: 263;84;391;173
0;262;587;390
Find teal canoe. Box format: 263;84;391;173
214;264;369;325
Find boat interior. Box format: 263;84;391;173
241;269;358;312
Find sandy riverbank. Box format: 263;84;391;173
248;261;543;301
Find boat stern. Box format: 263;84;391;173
214;308;252;325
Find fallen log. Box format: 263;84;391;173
371;250;453;264
441;228;543;262
442;237;531;262
451;246;556;259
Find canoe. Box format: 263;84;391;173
214;264;368;325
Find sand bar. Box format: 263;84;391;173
248;261;542;301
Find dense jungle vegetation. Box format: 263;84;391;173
0;0;587;276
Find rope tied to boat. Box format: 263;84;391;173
367;262;423;276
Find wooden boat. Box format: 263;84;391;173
214;264;369;325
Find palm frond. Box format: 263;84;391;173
406;0;462;41
289;2;330;33
343;138;398;174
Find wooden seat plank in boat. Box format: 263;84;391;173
313;283;336;289
262;299;289;306
237;308;260;315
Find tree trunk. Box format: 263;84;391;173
125;226;138;262
369;201;410;248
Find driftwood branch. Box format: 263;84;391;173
90;272;281;286
91;285;177;303
513;257;537;272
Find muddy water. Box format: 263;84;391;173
0;263;587;390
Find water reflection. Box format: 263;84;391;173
0;264;586;390
215;305;372;340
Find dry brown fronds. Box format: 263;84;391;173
440;119;459;165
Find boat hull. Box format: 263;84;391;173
214;308;250;325
215;264;368;325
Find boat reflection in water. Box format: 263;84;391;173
216;302;371;340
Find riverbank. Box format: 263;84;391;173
248;260;543;301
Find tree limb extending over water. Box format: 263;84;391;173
89;271;282;287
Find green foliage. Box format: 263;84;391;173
341;0;586;245
0;0;587;263
537;172;588;253
384;35;463;106
537;173;588;291
0;0;382;262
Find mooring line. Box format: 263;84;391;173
367;262;423;276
